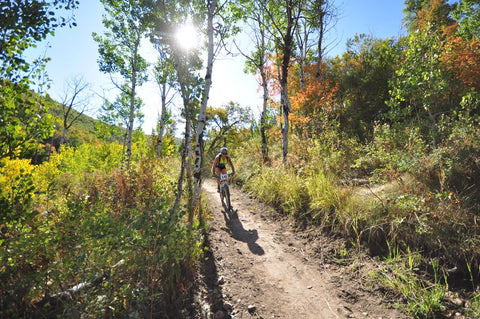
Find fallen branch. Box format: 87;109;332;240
35;259;125;309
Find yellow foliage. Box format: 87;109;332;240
0;157;35;198
32;151;64;194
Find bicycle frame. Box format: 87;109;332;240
215;173;233;212
219;173;229;190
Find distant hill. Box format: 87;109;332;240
46;96;124;148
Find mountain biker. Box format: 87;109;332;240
211;147;235;192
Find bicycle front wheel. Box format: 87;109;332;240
224;185;232;211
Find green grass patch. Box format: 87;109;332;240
370;245;447;318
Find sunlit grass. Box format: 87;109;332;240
465;293;480;318
370;245;447;318
234;129;480;317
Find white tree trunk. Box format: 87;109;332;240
192;0;217;219
124;39;140;169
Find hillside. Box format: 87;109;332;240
46;96;126;148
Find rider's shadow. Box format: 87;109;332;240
222;210;265;256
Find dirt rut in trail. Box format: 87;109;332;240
197;178;408;319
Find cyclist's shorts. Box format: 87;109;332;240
216;164;226;170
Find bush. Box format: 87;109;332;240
354;123;428;183
0;147;203;317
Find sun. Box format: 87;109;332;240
175;22;198;50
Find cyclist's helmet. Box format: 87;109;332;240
220;147;228;154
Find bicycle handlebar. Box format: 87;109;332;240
212;172;235;178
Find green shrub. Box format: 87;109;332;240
0;148;203;317
354;123;427;182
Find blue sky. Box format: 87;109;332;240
27;0;407;133
333;0;407;49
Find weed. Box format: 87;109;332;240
372;246;447;318
465;293;480;318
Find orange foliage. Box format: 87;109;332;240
416;0;455;31
289;63;339;134
260;56;281;99
442;36;480;90
261;56;340;136
259;52;294;102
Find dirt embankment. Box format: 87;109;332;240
192;179;408;319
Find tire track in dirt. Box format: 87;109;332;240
198;178;407;319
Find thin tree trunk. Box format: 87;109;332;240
427;107;437;149
156;81;168;157
169;40;195;219
36;259;125;309
296;19;307;90
281;0;294;165
125;39;140;169
122;129;128;165
192;0;217;223
260;65;269;163
171;108;191;219
281;90;290;165
61;127;67;147
258;22;269;163
316;0;325;82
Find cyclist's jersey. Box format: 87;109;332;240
218;154;228;165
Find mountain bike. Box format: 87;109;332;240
214;173;234;213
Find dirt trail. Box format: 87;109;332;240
196;178;408;319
